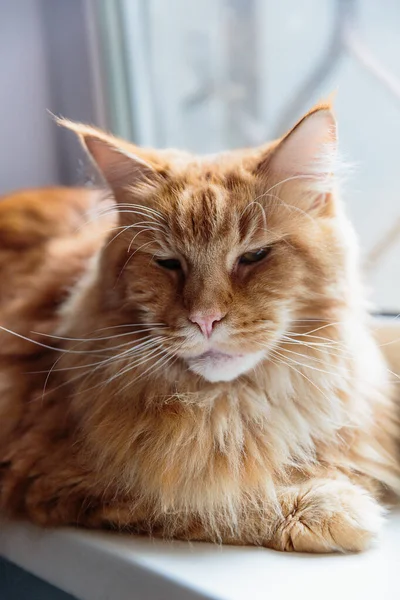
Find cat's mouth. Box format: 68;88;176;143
185;348;265;383
194;349;245;360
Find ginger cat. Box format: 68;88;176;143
0;104;399;553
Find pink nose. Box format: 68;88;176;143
189;312;224;338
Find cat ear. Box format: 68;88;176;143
57;119;161;194
257;104;338;211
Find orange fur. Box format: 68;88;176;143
0;106;399;553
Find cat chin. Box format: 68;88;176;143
186;350;265;382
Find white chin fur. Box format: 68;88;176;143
187;351;265;383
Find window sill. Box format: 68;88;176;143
1;511;399;600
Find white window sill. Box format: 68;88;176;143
0;512;399;600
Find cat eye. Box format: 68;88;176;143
239;247;271;265
156;258;182;271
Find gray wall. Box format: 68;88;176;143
0;0;104;195
0;0;59;194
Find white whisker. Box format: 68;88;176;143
115;241;156;286
32;325;166;344
106;345;168;384
275;346;346;369
269;349;333;404
40;337;164;374
271;348;342;378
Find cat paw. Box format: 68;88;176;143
273;479;385;553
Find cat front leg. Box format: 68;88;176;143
89;478;385;552
267;478;385;553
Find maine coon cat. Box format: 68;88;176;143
0;104;399;553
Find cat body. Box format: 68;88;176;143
0;105;399;553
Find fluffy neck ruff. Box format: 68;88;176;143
58;285;396;539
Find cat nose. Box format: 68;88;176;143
189;312;224;338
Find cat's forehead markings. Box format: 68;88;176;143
178;182;228;208
168;182;235;246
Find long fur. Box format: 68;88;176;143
0;106;399;553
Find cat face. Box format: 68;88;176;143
64;105;350;383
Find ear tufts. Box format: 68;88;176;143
258;103;338;195
55;117;160;193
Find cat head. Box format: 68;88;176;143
62;104;353;383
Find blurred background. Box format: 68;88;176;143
0;0;399;311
